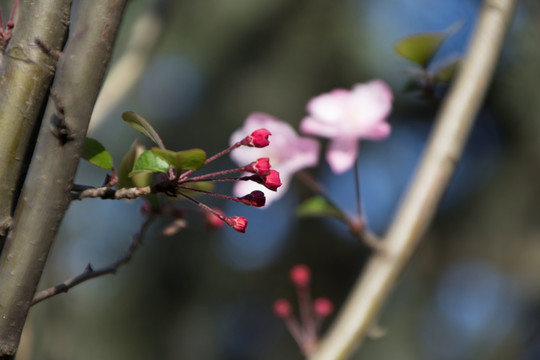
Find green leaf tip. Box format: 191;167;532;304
82;137;114;170
122;111;165;149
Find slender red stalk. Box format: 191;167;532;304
181;142;243;179
175;190;227;222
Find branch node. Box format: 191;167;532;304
49;90;74;145
34;38;63;61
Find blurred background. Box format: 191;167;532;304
4;0;540;358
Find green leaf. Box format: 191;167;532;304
118;140;153;188
297;196;346;220
144;148;206;172
394;32;447;68
129;149;171;176
394;22;462;69
122;111;165;149
82;137;113;170
151;148;180;169
177;148;206;171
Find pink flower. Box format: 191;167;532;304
300;80;393;174
230;113;320;205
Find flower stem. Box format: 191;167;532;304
353;156;362;217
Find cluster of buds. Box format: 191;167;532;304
273;264;334;355
144;128;281;234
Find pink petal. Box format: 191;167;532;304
306;89;350;124
350;80;393;123
326;138;358;174
299;116;340;138
279;137;320;175
363;121;391;140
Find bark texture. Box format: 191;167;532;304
0;0;71;240
0;1;128;357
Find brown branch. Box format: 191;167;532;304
309;0;519;359
0;0;71;241
71;184;153;200
0;1;129;357
31;214;155;305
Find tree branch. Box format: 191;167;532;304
309;0;519;359
0;0;71;240
71;184;152;200
0;0;128;357
31;214;155;305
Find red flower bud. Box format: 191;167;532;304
290;264;311;288
244;157;271;176
263;170;281;191
313;297;334;317
240;128;272;148
240;170;281;192
273;298;292;318
226;216;248;233
239;190;266;207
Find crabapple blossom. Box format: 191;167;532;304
290;264;311;288
262;170;282;191
225;216;248;233
274;264;334;355
230;113;320;205
240;128;272;148
313;297;334;317
238;190;266;207
273;298;292;318
244;157;271;176
300;79;393;174
242;170;282;192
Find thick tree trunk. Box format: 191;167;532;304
0;0;128;357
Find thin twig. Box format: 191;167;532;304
309;0;519;359
31;214;156;305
